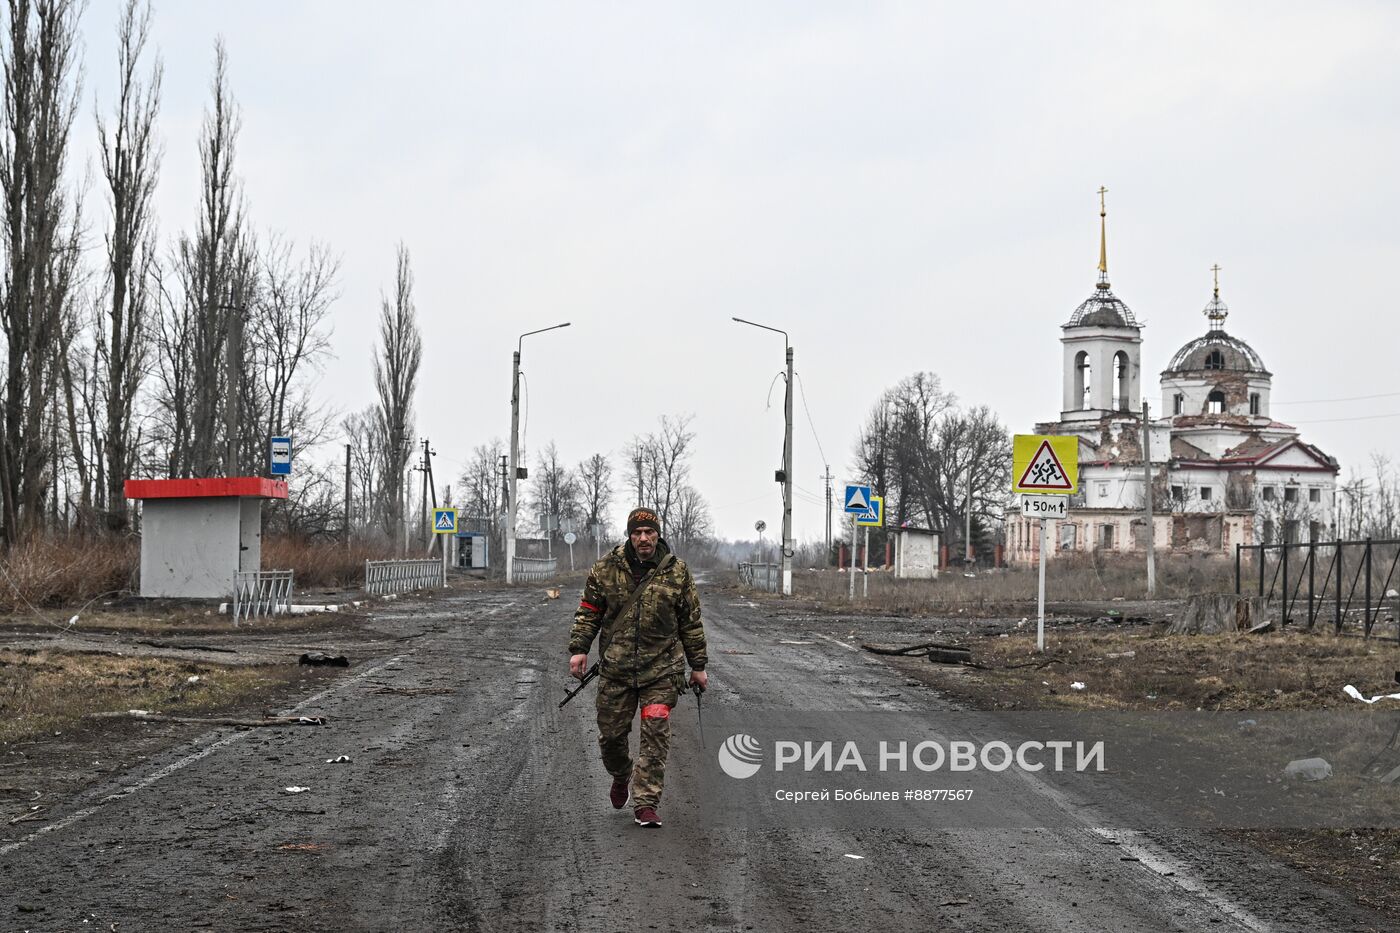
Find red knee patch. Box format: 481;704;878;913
641;704;670;720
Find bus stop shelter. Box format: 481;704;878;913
125;477;288;598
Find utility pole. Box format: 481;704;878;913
823;466;833;565
634;456;644;508
419;439;431;550
222;303;243;476
344;443;352;544
1142;401;1156;597
965;467;974;564
781;344;794;596
508;323;570;584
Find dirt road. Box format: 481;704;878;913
2;583;1394;931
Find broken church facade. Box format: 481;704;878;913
1006;200;1338;565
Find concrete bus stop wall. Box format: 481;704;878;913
895;529;940;579
139;497;262;598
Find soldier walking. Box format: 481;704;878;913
568;507;708;828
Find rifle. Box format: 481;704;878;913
559;662;599;709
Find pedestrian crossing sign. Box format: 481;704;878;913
432;508;458;534
1012;435;1078;495
856;495;884;527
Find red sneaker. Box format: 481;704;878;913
609;775;630;810
633;806;661;828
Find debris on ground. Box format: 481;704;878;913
1379;765;1400;785
1344;685;1400;704
861;641;975;666
544;588;561;600
283;786;311;794
299;652;349;667
1070;682;1086;691
88;711;327;728
843;853;865;860
1283;758;1332;782
325;755;351;764
1247;620;1275;635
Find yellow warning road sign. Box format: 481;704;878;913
1012;435;1078;495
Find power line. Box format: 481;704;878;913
794;371;828;467
1290;411;1400;425
1273;390;1400;406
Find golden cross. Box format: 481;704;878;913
1098;186;1108;216
1211;263;1222;296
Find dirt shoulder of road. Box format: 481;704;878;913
851;614;1400;922
0;583;477;830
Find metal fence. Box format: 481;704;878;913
232;569;294;625
1235;539;1400;640
365;558;444;595
513;556;558;583
738;562;780;593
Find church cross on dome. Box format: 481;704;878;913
1096;186;1110;290
1204;263;1229;330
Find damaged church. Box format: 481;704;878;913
1006;195;1339;566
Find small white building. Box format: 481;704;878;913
1007;202;1338;566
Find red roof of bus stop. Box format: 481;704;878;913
123;477;288;500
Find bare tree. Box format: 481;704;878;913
0;0;84;543
244;232;337;459
372;243;420;548
625;414;696;532
92;0;160;529
576;452;612;541
669;484;712;551
153;39;250;477
528;441;578;541
341;407;382;535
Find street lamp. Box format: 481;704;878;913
507;322;571;584
733;317;794;596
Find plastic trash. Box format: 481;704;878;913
1070;682;1087;691
283;786;311;794
1343;685;1400;704
1282;758;1331;782
325;755;351;764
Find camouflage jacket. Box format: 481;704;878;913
568;540;707;686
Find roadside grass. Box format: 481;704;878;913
912;627;1400;712
0;534;405;614
0;648;300;743
901;625;1400;917
782;554;1235;616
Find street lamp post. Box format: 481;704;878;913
507;322;571;584
733;317;793;597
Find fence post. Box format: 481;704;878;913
1336;545;1344;634
1307;542;1316;628
1258;544;1265;597
1365;537;1374;637
1234;544;1241;595
1281;544;1290;625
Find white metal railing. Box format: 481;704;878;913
232;569;294;625
364;558;445;595
738;562;780;593
512;556;558;583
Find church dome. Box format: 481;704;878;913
1162;291;1269;375
1064;284;1140;328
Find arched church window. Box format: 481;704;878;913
1173;393;1184;415
1249;393;1260;415
1112;351;1129;411
1205;349;1225;370
1207;389;1225;415
1074;351;1091;410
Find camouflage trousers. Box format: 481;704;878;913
596;674;684;809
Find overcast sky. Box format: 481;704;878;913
75;1;1400;542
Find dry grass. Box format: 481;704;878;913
0;534;405;612
791;554;1236;616
918;627;1400;711
0;648;296;743
261;537;402;590
0;535;138;613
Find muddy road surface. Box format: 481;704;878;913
2;583;1394;932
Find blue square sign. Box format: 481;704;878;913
269;436;292;476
